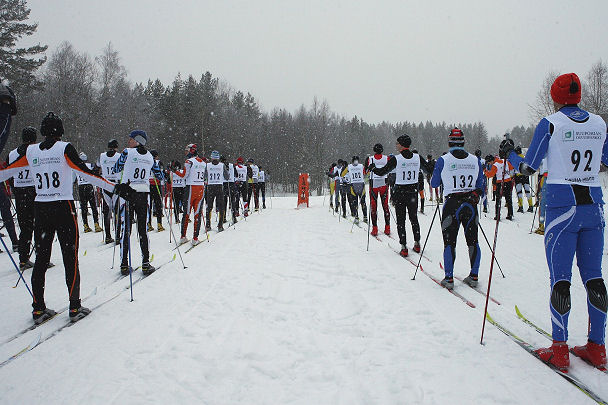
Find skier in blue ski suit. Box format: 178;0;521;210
505;72;608;371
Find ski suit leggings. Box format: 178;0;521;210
120;192;150;267
440;196;480;279
102;190;119;240
258;182;266;205
14;186;35;263
393;187;420;246
544;204;607;344
0;184;18;246
148;183;163;222
181;185;205;238
247;182;259;209
78;184;98;226
32;200;81;311
369;184;390;227
206;184;225;227
495;181;513;218
349;183;367;218
172;187;185;222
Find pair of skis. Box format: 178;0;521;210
487;309;608;404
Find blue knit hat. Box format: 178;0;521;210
129;129;147;146
211;150;220;160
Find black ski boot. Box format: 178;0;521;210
517;206;524;213
32;308;57;324
527;206;534;213
69;306;91;323
20;260;34;271
142;262;156;276
218;224;224;232
105;236;114;244
120;265;132;276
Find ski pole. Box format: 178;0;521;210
154;178;187;268
529;203;539;234
480;150;509;344
477;222;505;278
1;233;33;299
411;203;440;280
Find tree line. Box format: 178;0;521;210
3;1;608;193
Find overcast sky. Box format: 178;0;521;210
23;0;608;138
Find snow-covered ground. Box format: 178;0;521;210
0;194;606;404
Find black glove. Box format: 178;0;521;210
368;162;376;172
499;139;515;159
467;189;481;205
485;154;494;164
113;182;135;200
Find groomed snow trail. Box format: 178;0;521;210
0;196;605;404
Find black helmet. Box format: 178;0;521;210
373;143;383;154
22;126;37;143
150;149;159;158
474;149;481;157
515;145;522;154
40;112;64;138
108;139;118;149
352;155;360;163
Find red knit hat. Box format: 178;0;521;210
448;127;464;146
550;73;581;105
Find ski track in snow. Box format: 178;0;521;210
0;196;606;404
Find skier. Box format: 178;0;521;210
98;139;121;244
504;73;608;371
344;156;367;224
114;130;164;276
364;143;391;236
147;149;165;232
426;154;439;202
234;157;251;216
430;128;484;289
179;143;207;244
413;149;426;214
0;112;126;323
258;165;267;209
474;149;488;213
326;163;336;210
512;145;534;213
368;134;429;257
7;127;37;268
169;160;186;223
246;158;260;211
204;150;228;234
329;160;346;215
484;151;514;220
74;152;102;233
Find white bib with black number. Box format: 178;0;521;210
440;153;479;196
27;141;74;201
235;165;247;182
348;164;364;184
369;155;387;188
172;172;185;188
545;111;606;186
9;147;34;187
185;158;206;186
122;148;154;192
251;164;259;182
99;152;120;182
394;153;420;185
207;162;224;185
258;170;265;182
493;159;512;181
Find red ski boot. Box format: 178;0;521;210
413;241;421;253
371;226;378;236
571;341;607;369
399;246;408;257
384;225;390;235
535;341;570;372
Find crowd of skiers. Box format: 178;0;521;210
0;84;269;326
1;70;606;374
325;73;608;373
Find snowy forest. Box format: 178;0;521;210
3;2;608;192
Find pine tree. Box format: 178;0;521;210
0;0;47;88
